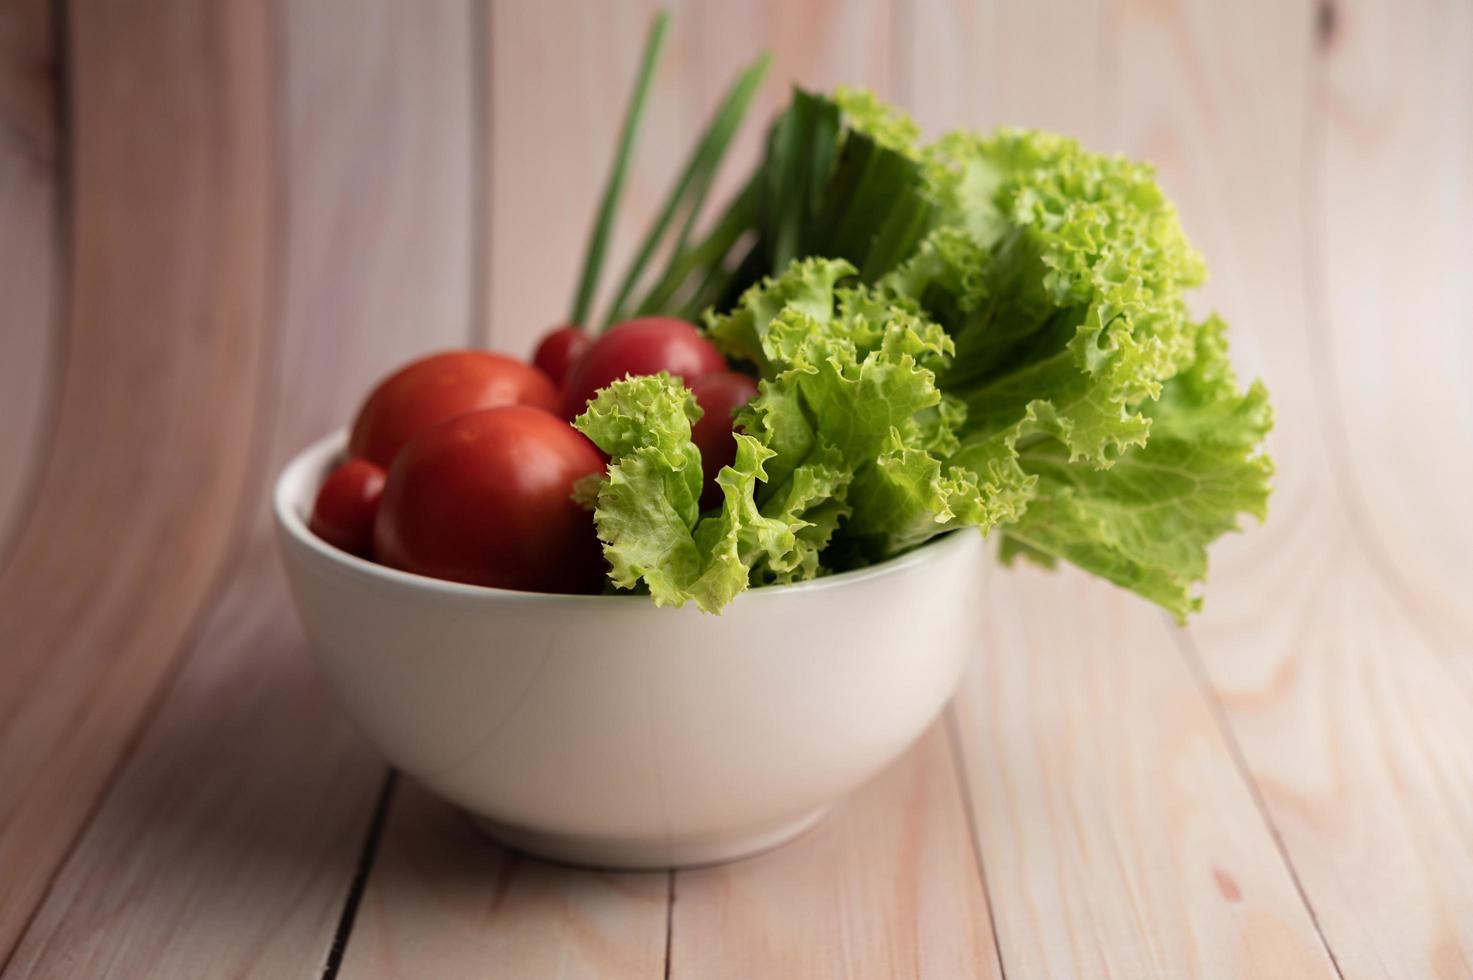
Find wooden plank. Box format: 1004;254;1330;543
271;0;476;405
3;542;385;980
3;1;477;976
695;0;899;201
901;3;1335;977
0;0;274;961
951;565;1338;979
0;0;59;554
903;0;1104;137
1313;0;1473;651
1185;550;1473;980
1110;0;1473;975
670;726;1001;980
337;781;669;980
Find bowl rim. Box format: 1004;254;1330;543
274;427;975;606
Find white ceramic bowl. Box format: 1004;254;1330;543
274;430;986;869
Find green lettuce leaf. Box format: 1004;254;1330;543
868;121;1271;616
573;373;854;612
605;84;1274;619
709;257;1029;568
885;127;1210;468
997;316;1274;622
573;375;721;607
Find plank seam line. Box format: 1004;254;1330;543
662;869;675;980
468;0;491;348
0;0;290;970
892;0;913;110
1169;625;1346;980
1095;0;1120;146
944;704;1010;980
0;536;274;980
320;769;398;980
1296;0;1466;667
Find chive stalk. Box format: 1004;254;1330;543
602;51;772;327
633;175;759;317
568;10;670;327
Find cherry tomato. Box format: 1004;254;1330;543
309;458;386;559
349;350;559;468
687;371;760;510
374;406;606;593
531;325;591;389
561;317;726;420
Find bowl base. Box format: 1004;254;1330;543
467;806;832;871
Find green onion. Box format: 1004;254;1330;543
568;10;670;327
633;175;759;317
763;89;842;275
603;51;772;328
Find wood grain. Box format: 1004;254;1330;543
1112;0;1473;975
337;781;669;980
272;0;476;410
3;1;477;975
1;2;1469;977
3;541;384;980
0;0;273;962
482;0;669;351
951;563;1337;979
669;726;1001;980
899;6;1334;976
0;0;59;555
902;0;1104;137
1186;553;1473;980
1313;0;1473;653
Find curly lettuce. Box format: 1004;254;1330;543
574;372;858;611
885;129;1209;468
597;86;1273;618
711;257;1030;564
998;317;1273;621
875;122;1271;616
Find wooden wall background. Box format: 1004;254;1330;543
0;0;1470;977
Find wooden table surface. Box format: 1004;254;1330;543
2;1;1470;977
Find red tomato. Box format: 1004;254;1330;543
374;406;606;593
561;317;726;420
349;350;559;468
687;371;760;510
531;325;591;389
309;458;386;559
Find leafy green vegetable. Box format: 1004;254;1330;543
997;317;1273;622
573;373;847;612
710;257;1028;563
885;130;1209;466
589;67;1272;618
626;85;940;320
573;374;746;612
761;89;844;276
863;125;1269;617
